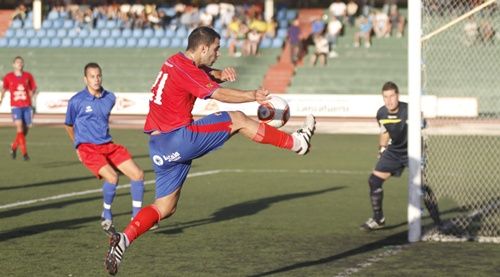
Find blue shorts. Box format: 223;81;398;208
11;107;33;126
375;150;408;177
149;112;231;198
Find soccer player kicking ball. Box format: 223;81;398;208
0;56;37;161
64;63;146;236
104;26;316;275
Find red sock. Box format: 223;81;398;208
11;132;21;150
123;205;161;244
18;132;27;155
252;123;293;150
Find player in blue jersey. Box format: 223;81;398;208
64;62;146;236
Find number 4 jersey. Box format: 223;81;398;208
144;52;221;134
2;71;37;108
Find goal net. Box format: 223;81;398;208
421;0;500;242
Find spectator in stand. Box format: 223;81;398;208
463;16;479;46
227;16;248;57
346;0;359;27
388;4;405;38
479;19;495;44
219;2;236;28
265;17;277;38
12;4;28;23
354;14;373;48
246;28;262;56
326;15;342;58
287;18;301;65
200;9;214;27
373;9;390;38
329;0;347;23
311;32;329;66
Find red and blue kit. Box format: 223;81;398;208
145;52;231;198
3;71;37;108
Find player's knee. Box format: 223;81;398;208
106;173;119;185
368;174;384;193
228;110;247;126
130;169;144;181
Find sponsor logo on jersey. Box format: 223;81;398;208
152;152;181;166
152;155;164;166
85;105;93;113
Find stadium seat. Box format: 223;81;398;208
100;29;111;38
47;11;59;20
148;37;160;47
165;28;175;38
35;29;47;38
61;37;72;47
126;37;137;47
93;37;105;47
52;19;64;29
56;29;67;38
0;38;7;47
170;37;181;48
29;37;40;47
260;37;272;48
176;27;188;38
276;28;287;38
40;37;51;47
63;20;74;29
89;29;100;38
110;29;121;38
122;28;132;37
214;18;223;29
104;38;116;48
7;38;18;47
105;20;117;29
50;38;62;47
220;38;227;47
46;29;57;37
67;29;78;38
25;28;36;38
286;10;297;21
41;20;52;29
159;37;170;48
18;38;29;47
72;37;84;47
154;28;165;38
96;20;106;29
182;39;188;48
143;28;154;38
78;28;90;37
115;37;126;47
14;29;26;37
276;9;286;20
272;37;284;48
137;37;148;47
11;19;23;29
24;20;33;29
132;29;143;38
279;20;288;29
82;38;94;48
4;29;14;38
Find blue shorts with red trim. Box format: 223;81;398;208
149;112;231;198
11;107;33;126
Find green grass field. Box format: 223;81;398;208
1;126;499;276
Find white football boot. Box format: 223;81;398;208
105;232;128;275
292;114;316;155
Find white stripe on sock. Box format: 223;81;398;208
132;200;142;208
103;203;111;209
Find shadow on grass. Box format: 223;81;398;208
0;211;129;242
0;169;154;191
158;186;345;235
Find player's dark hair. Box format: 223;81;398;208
186;26;220;51
13;56;23;63
84;62;101;76
382;81;399;94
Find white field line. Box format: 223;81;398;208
0;168;366;210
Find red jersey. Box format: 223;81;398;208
144;52;220;133
2;71;37;108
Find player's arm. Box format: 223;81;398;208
211;87;269;104
378;131;390;154
64;124;75;143
206;67;237;83
0;88;5;105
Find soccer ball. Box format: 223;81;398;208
257;95;290;128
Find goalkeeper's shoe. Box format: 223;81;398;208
101;219;116;237
105;232;128;275
360;217;385;231
292;114;316;155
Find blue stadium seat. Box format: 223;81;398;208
132;29;143;38
122;28;132;37
29;37;40;47
61;37;72;47
18;38;29;47
63;20;74;29
170;37;181;48
47;11;59;20
110;29;121;38
279;20;289;29
260;37;272;48
50;38;62;47
14;29;26;37
176;27;188;38
24;19;33;29
137;37;148;47
79;28;90;37
182;39;188;48
0;38;7;47
104;38;116;48
100;29;111;38
115;37;126;47
41;20;52;29
82;38;94;48
105;20;117;29
25;28;36;38
214;18;223;30
286;10;297;20
89;29;100;38
148;37;160;47
154;28;165;38
96;20;106;29
52;19;64;29
143;28;154;38
159;37;170;48
4;29;14;38
272;37;284;48
276;9;286;20
72;37;83;47
46;29;57;37
126;37;137;47
276;28;287;38
40;37;51;47
35;29;47;38
68;28;78;38
93;37;105;47
56;29;67;38
165;28;175;37
11;19;23;29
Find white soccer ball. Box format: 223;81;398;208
257;95;290;128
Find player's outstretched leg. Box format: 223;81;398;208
105;232;129;275
292;114;316;155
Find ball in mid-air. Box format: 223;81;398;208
257;95;290;128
